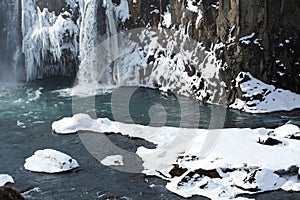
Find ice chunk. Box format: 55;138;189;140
101;155;124;166
0;174;14;186
24;149;79;173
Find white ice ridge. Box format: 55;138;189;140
24;149;79;173
230;72;300;113
52;114;300;199
0;174;14;186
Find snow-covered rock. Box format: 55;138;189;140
230;72;300;113
24;149;79;173
0;174;14;186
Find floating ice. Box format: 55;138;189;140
0;174;14;186
24;149;79;173
101;155;124;166
52;115;300;199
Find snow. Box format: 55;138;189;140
101;155;124;166
162;7;172;28
52;114;300;199
0;174;14;186
24;149;79;173
239;33;255;45
239;32;255;41
186;0;200;13
229;72;300;113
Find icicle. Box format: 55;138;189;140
21;0;79;81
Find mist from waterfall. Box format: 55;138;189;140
0;0;23;83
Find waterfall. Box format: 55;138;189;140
0;0;23;82
73;0;120;95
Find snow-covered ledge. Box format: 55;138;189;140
230;72;300;113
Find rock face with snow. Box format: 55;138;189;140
119;0;300;110
24;149;79;173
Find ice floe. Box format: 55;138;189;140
24;149;79;173
0;174;14;186
230;72;300;113
101;155;124;166
52;114;300;199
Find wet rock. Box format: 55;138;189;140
35;0;66;15
169;164;188;177
0;187;25;200
195;168;222;179
274;165;299;177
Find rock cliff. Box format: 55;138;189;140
121;0;300;103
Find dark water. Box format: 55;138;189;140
0;77;300;199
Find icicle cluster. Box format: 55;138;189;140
21;0;79;81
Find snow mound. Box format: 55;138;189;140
230;72;300;113
0;174;14;186
24;149;79;173
52;115;300;199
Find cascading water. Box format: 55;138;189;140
0;0;23;82
73;0;121;95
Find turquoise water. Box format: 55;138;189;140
1;77;300;199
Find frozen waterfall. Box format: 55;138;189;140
21;0;79;81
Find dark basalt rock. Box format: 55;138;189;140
35;0;66;15
289;133;300;140
258;137;283;146
274;165;299;177
177;168;221;187
169;164;188;177
194;168;222;179
0;187;25;200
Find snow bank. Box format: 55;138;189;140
52;114;300;199
24;149;79;173
230;72;300;113
0;174;14;186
